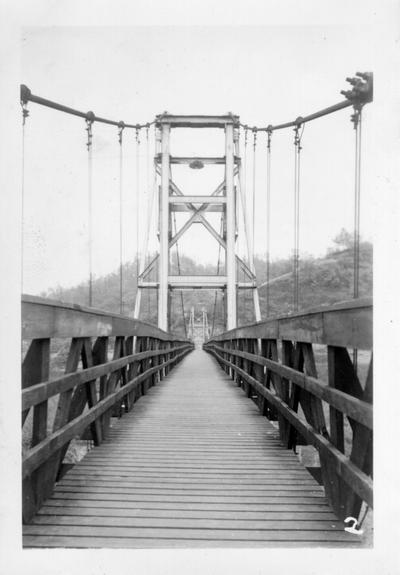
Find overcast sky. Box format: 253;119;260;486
20;24;387;293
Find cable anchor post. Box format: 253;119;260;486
341;71;373;129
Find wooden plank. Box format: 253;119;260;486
41;499;336;511
37;506;337;520
62;476;316;486
57;482;321;493
49;491;326;503
32;515;344;530
23;524;360;543
23;536;363;549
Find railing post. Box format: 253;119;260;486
124;335;135;412
326;345;372;519
22;338;50;523
93;336;109;434
249;338;264;407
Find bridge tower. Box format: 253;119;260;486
187;307;211;346
136;113;261;332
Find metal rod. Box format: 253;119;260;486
21;103;28;294
118;127;124;315
21;85;154;129
293;126;302;312
87;122;93;307
353;109;362;373
136;129;141;294
266;131;272;318
22;85;351;134
241;100;352;133
354;111;362;300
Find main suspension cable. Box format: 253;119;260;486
20;85;155;130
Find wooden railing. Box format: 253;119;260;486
21;295;193;523
204;298;372;521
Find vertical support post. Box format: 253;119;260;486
158;123;170;331
225;122;236;330
22;338;50;523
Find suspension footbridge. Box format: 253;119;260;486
21;72;373;548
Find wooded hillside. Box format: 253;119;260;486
43;229;372;336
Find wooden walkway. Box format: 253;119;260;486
23;349;361;548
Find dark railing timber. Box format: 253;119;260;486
21;295;193;523
204;298;372;522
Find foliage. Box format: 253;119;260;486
43;229;372;337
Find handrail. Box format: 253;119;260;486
22;294;188;341
208;298;372;350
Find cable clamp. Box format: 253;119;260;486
85;111;95;150
266;125;273;150
252;127;257;148
118;121;125;145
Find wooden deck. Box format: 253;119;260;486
23;349;362;548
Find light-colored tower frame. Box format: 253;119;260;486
135;113;260;332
